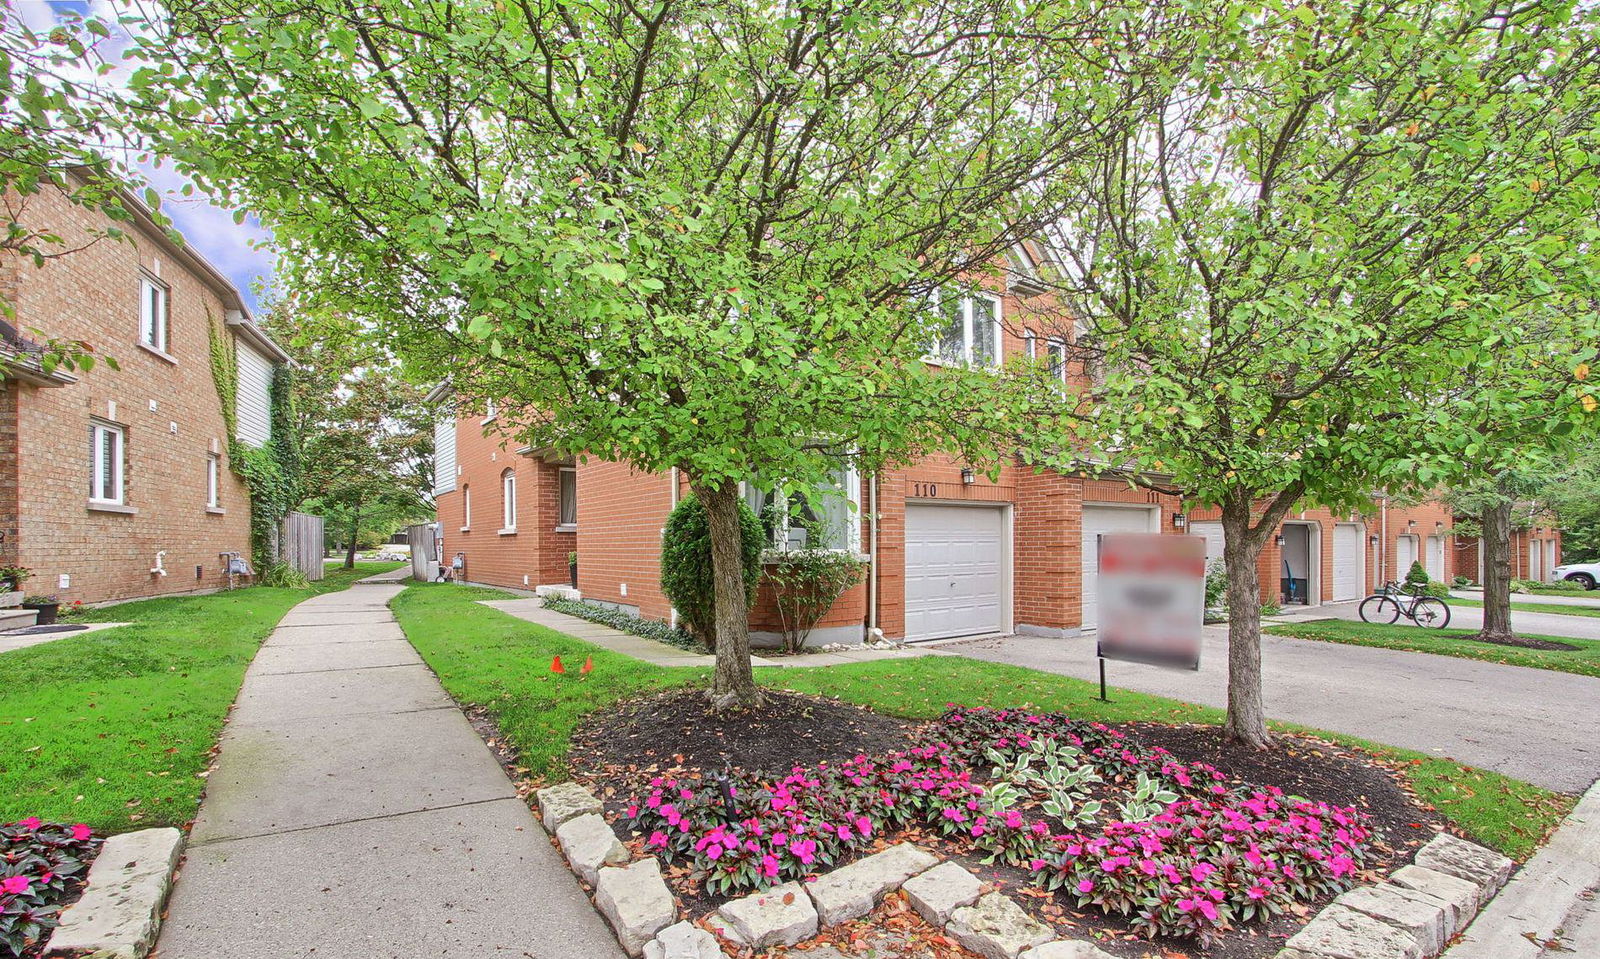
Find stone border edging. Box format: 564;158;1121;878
1277;832;1514;959
43;826;185;959
536;782;1124;959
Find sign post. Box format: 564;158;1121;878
1097;534;1206;684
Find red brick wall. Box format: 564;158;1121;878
6;186;255;603
435;414;576;590
575;460;675;618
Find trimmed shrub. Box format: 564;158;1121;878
659;494;765;651
541;596;702;652
1452;575;1473;588
1421;581;1450;598
1404;561;1431;592
1203;559;1227;610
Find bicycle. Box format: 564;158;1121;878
1358;581;1451;628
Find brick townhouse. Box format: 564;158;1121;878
1;180;288;607
428;245;1562;645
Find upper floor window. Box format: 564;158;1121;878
928;292;1001;367
557;467;577;528
1046;340;1068;383
501;468;517;531
89;421;125;505
140;274;169;353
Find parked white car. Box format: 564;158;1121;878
1551;561;1600;590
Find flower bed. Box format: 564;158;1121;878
1;819;98;959
624;707;1372;945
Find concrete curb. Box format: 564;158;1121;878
1277;832;1514;959
1442;780;1600;958
44;827;184;959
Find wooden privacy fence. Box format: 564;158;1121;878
281;511;326;581
406;523;440;582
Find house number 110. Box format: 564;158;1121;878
911;483;939;497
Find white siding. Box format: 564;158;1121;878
235;342;274;448
433;416;457;495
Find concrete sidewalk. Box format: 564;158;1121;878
482;597;958;669
154;580;624;959
1445;780;1600;958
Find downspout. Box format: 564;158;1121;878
668;467;679;629
1379;495;1389;584
868;474;879;639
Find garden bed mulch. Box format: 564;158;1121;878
565;689;1442;959
1470;633;1580;651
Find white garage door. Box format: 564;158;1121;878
904;504;1007;641
1190;521;1225;567
1530;539;1543;581
1081;505;1158;630
1395;535;1418;580
1332;523;1364;601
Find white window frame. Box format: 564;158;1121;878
89;421;125;505
742;467;861;553
206;453;221;508
1046;339;1068;383
927;292;1004;368
139;273;169;353
482;399;497;424
461;484;472;531
500;468;517;533
1025;331;1036;360
557;467;578;530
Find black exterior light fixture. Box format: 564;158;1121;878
960;467;976;485
1172;513;1187;529
1369;534;1380;546
1274;534;1286;547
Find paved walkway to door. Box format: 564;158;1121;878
944;626;1600;793
155;577;623;959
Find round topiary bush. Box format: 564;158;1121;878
659;494;766;651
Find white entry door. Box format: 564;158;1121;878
1530;539;1543;581
1425;535;1445;582
904;504;1007;641
1081;505;1159;630
1190;521;1225;568
1394;535;1418;581
1332;523;1364;601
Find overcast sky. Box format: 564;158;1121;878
20;0;279;313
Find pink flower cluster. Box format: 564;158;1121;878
1037;791;1371;944
2;818;98;958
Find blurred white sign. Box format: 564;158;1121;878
1098;534;1205;670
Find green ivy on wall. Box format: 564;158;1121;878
208;313;303;573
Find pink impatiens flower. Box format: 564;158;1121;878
1076;879;1094;893
17;817;40;831
71;823;92;841
1;875;30;895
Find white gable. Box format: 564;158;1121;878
235;341;274;448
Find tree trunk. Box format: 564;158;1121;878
1219;495;1273;749
697;479;763;710
1476;498;1516;642
344;503;362;570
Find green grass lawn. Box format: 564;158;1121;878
1448;596;1600;619
0;562;403;832
1267;618;1600;678
393;582;1570;859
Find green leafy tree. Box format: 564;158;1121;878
1540;450;1600;566
1;5;146;376
264;306;433;568
1030;0;1600;746
132;0;1155;707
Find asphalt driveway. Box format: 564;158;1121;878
942;625;1600;794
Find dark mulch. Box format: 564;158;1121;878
569;687;918;780
566;693;1440;959
1470;632;1579;651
